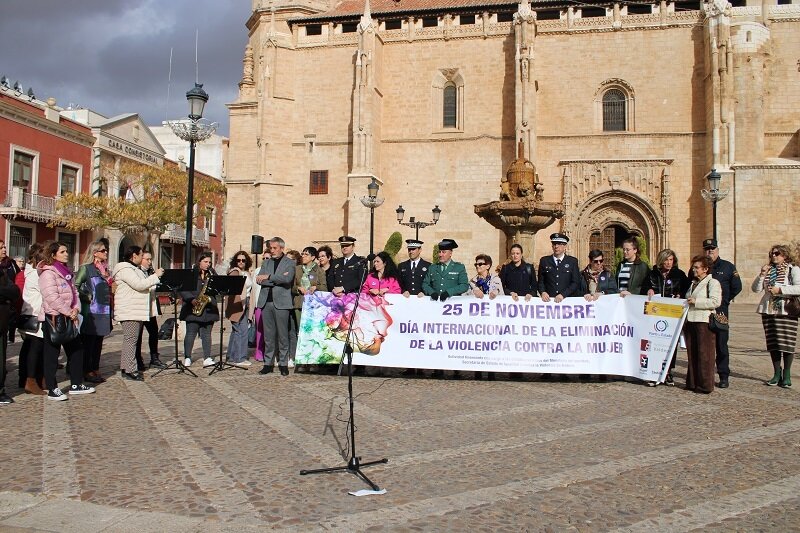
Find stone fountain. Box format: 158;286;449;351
474;140;564;255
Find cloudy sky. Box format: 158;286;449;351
0;0;252;136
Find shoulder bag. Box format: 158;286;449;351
706;283;729;333
44;314;79;345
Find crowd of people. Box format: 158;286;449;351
0;231;796;404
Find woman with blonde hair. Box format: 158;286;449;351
74;240;113;383
752;244;800;388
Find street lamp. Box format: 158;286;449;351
396;204;442;240
360;177;384;255
167;83;217;267
701;168;729;242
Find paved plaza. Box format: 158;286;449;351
0;303;798;531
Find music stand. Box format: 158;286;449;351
206;275;248;375
153;269;198;378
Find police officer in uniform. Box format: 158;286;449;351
702;238;742;388
398;239;431;297
537;233;582;302
331;236;365;296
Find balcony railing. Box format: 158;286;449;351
162;223;210;247
0;188;58;223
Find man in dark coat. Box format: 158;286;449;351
398;239;431;297
537;233;581;302
0;251;21;404
331;236;365;295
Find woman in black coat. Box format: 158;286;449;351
179;252;219;368
643;248;690;385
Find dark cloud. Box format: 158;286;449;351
0;0;250;135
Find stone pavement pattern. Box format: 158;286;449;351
0;303;798;531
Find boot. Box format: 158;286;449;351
781;353;793;388
780;371;792;388
149;356;167;369
24;378;46;396
767;368;782;386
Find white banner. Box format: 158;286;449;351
295;292;687;383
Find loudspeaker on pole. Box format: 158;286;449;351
250;235;264;254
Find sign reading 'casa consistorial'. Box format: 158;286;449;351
102;135;163;166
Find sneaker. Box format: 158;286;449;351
665;374;675;386
68;384;96;395
0;392;14;404
47;388;68;401
647;381;658;387
183;358;192;367
235;360;252;367
203;357;215;367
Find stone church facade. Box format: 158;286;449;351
226;0;799;301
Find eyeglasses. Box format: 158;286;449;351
592;259;604;264
474;262;487;267
771;251;782;257
236;258;247;262
97;249;107;253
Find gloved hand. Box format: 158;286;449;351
430;292;440;301
439;291;450;301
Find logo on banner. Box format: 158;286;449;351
640;339;651;351
640;353;649;369
653;320;669;332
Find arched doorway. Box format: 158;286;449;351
570;191;661;269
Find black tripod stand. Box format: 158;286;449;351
206;275;247;376
153;269;197;378
300;259;388;491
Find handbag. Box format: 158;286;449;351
44;314;79;345
705;283;729;333
784;268;800;318
17;314;40;332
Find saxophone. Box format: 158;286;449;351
192;272;212;316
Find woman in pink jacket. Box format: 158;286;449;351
38;241;95;400
361;252;402;299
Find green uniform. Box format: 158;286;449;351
422;261;469;297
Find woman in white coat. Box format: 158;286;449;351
684;255;722;394
111;246;163;381
751;244;800;388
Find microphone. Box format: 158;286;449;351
357;254;376;265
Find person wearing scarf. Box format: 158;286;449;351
74;240;113;384
468;254;503;380
37;241;95;400
752;244;800;388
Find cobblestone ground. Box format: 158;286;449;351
0;303;798;532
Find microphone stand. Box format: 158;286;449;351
300;255;388;491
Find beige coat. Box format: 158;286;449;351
225;267;251;322
112;262;160;322
751;264;800;315
685;275;721;323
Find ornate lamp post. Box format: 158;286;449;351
360;178;384;256
167;83;217;267
395;204;442;240
701;168;729;242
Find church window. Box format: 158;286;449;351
581;7;607;17
384;19;402;30
342;22;358;33
422;16;438;27
460;14;476;25
497;12;514;22
537;10;561;20
728;0;745;6
443;85;457;128
309;170;328;195
432;69;464;132
305;24;322;36
626;4;652;14
777;0;791;4
602;89;627;131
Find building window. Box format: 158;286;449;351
602;89;627;131
309;170;328;195
306;24;322;36
432;69;465;132
581;7;607;17
626;4;651;14
537;10;561;20
384;19;402;30
8;225;32;262
342;22;358;33
496;12;514;22
422;16;438;27
443;85;457;128
60;165;79;197
205;206;216;234
459;14;476;25
12;151;34;191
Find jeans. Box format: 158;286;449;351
184;321;213;360
227;300;249;363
